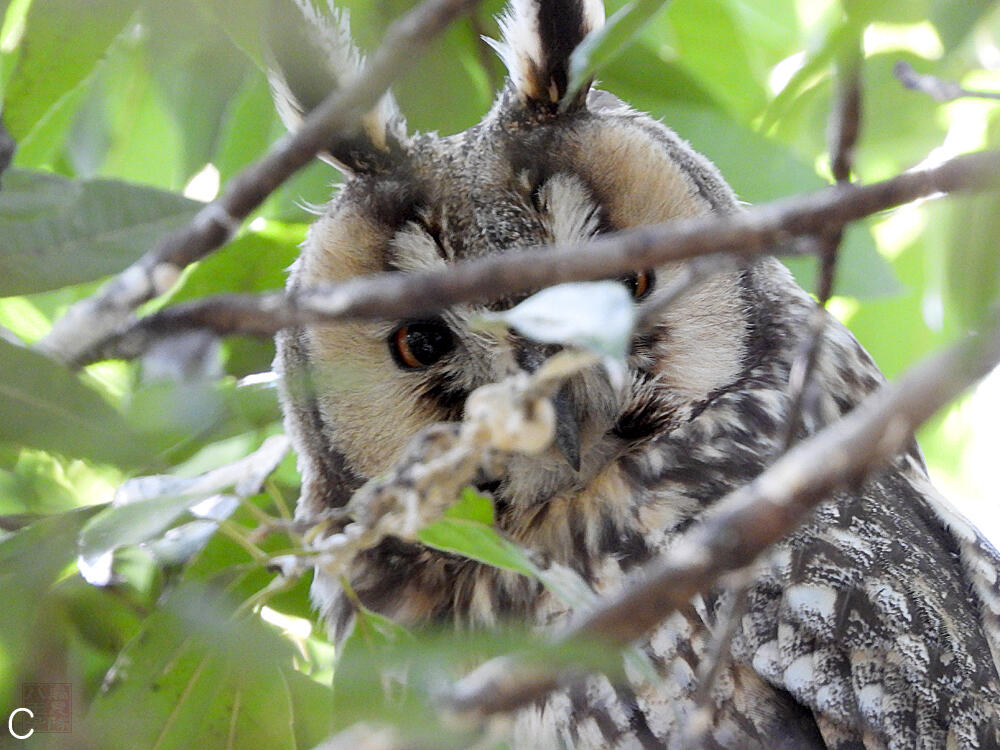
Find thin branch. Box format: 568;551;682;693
72;149;1000;365
688;49;865;745
448;311;1000;717
895;61;1000;103
37;0;482;365
829;46;862;187
0;117;15;186
781;45;862;448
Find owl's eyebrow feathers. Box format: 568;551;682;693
387;222;450;272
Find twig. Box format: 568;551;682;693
71;149;1000;365
0;118;14;185
895;61;1000;103
37;0;482;365
781;44;862;448
829;46;862;187
448;310;1000;717
687;50;863;745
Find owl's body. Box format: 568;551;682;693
269;0;1000;746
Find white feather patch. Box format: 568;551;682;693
538;173;601;244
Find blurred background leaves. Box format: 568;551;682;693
1;0;999;746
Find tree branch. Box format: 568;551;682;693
0;117;15;186
448;311;1000;716
75;149;1000;365
37;0;482;365
895;61;1000;103
686;50;865;744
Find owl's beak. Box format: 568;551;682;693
551;383;582;472
512;338;583;471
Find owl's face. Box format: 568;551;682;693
273;0;749;508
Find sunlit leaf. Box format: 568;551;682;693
661;0;769;120
931;0;995;50
2;0;138;139
567;0;670;103
444;487;495;525
944;191;1000;329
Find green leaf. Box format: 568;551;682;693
11;69;92;170
0;169;201;296
661;0;769;120
78;493;208;583
419;517;537;578
1;0;139;139
600;41;720;110
783;222;902;300
79;435;289;582
166;224;303;303
759;17;857;133
213;71;280;183
944;191;1000;329
444;487;495;525
0;339;155;468
284;669;335;750
654;103;823;202
931;0;995;50
84;32;187;189
85;584;298;750
0;507;101;685
567;0;670;102
142;0;249;179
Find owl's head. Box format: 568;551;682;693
271;0;754;515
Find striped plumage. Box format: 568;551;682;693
269;0;1000;746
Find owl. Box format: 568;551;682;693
267;0;1000;747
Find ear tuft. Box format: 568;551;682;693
492;0;604;110
265;0;407;173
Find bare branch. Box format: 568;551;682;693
449;311;1000;717
781;44;863;449
829;44;862;187
688;50;865;743
37;0;482;365
77;149;1000;365
895;60;1000;103
0;118;14;185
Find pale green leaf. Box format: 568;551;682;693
0;169;201;296
2;0;138;138
0;339;154;467
567;0;670;103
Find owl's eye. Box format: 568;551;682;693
389;320;455;369
622;270;655;300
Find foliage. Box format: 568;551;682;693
1;0;999;747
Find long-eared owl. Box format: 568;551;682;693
268;0;1000;746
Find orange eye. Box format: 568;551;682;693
389;321;455;369
622;270;655;300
